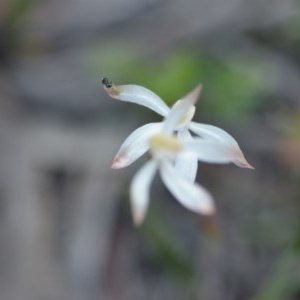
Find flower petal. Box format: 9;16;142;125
104;84;170;117
160;161;215;215
180;84;202;104
189;123;254;168
175;130;198;182
184;139;253;168
189;122;239;147
111;122;162;169
162;85;202;135
130;160;157;225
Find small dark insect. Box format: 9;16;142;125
102;77;112;88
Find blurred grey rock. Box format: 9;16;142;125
0;0;299;300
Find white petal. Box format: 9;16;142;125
104;84;170;117
162;85;202;134
160;161;215;215
175;130;198;182
189;122;239;147
188;123;254;168
184;139;253;168
130;160;157;225
111;123;162;168
185;139;234;163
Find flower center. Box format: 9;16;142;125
149;134;183;154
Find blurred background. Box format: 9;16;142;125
0;0;300;299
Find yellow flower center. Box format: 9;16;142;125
149;134;183;153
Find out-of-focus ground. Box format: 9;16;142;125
0;0;300;299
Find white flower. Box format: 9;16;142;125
129;97;216;225
102;78;253;182
103;83;253;225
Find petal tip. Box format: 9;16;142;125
132;213;144;226
233;152;254;170
235;159;254;169
111;155;128;169
194;84;202;97
187;84;202;105
245;164;255;170
201;202;216;216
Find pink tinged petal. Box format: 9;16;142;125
130;160;157;226
160;161;215;215
162;85;202;135
188;123;254;169
175;130;198;182
233;156;254;169
111;122;162;169
104;84;170;117
180;84;202;104
185;139;253;168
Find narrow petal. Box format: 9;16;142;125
162;85;202;135
184;139;253;168
130;160;157;225
160;161;215;215
104;84;170;117
189;122;239;147
111;123;162;169
175;130;198;182
189;122;254;168
181;84;202;104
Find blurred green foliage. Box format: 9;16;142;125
253;250;300;300
5;0;36;27
286;4;300;43
0;0;36;62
